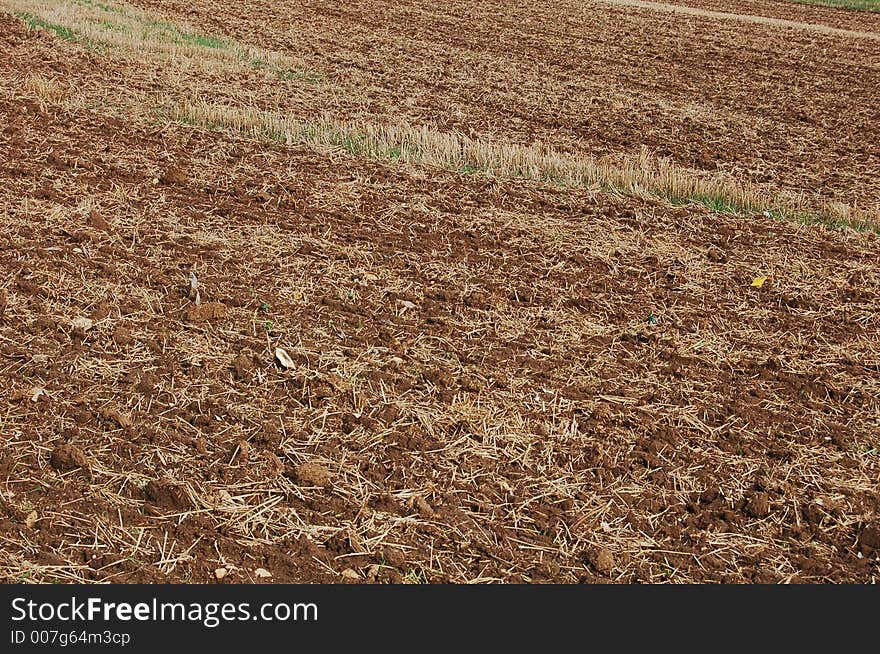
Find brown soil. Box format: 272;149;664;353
0;3;878;584
664;0;880;32
125;0;880;210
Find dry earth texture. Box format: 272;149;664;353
0;0;878;584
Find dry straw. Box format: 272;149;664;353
9;0;877;229
167;99;878;230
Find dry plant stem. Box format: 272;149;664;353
4;0;879;230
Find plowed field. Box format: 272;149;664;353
0;0;878;584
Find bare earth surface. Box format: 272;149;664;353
126;0;880;210
0;1;879;584
660;0;880;31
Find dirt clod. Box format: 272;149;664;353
101;408;132;429
233;440;250;464
144;479;191;510
382;546;406;569
412;496;436;518
290;462;332;487
159;166;187;186
135;372;158;394
744;492;771;518
232;353;255;380
707;246;726;263
587;547;615;574
88;209;111;232
185;302;227;323
254;422;281;449
50;444;89;471
857;522;880;555
112;326;133;346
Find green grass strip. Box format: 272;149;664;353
15;12;79;42
792;0;880;12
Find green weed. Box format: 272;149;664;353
278;69;323;84
177;32;227;49
793;0;880;12
74;0;124;14
16;12;78;42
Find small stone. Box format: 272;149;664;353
274;347;295;369
50;444;89;471
254;568;272;578
340;568;360;580
214;567;228;580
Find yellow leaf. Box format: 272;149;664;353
751;276;768;288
